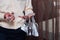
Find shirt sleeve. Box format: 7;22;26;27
0;13;4;20
24;0;35;16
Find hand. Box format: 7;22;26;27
4;12;15;22
19;13;35;20
27;13;35;18
19;16;28;20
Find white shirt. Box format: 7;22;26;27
0;0;33;30
0;0;39;37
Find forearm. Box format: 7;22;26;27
24;0;35;19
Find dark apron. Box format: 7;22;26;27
0;26;27;40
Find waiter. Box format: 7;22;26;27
0;0;35;40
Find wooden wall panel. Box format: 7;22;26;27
26;0;59;40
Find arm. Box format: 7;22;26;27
19;0;35;20
24;0;35;18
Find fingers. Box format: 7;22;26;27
18;15;33;20
4;12;15;22
27;13;35;18
19;16;28;20
19;16;24;18
4;12;10;19
9;16;15;22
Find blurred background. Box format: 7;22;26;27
26;0;60;40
